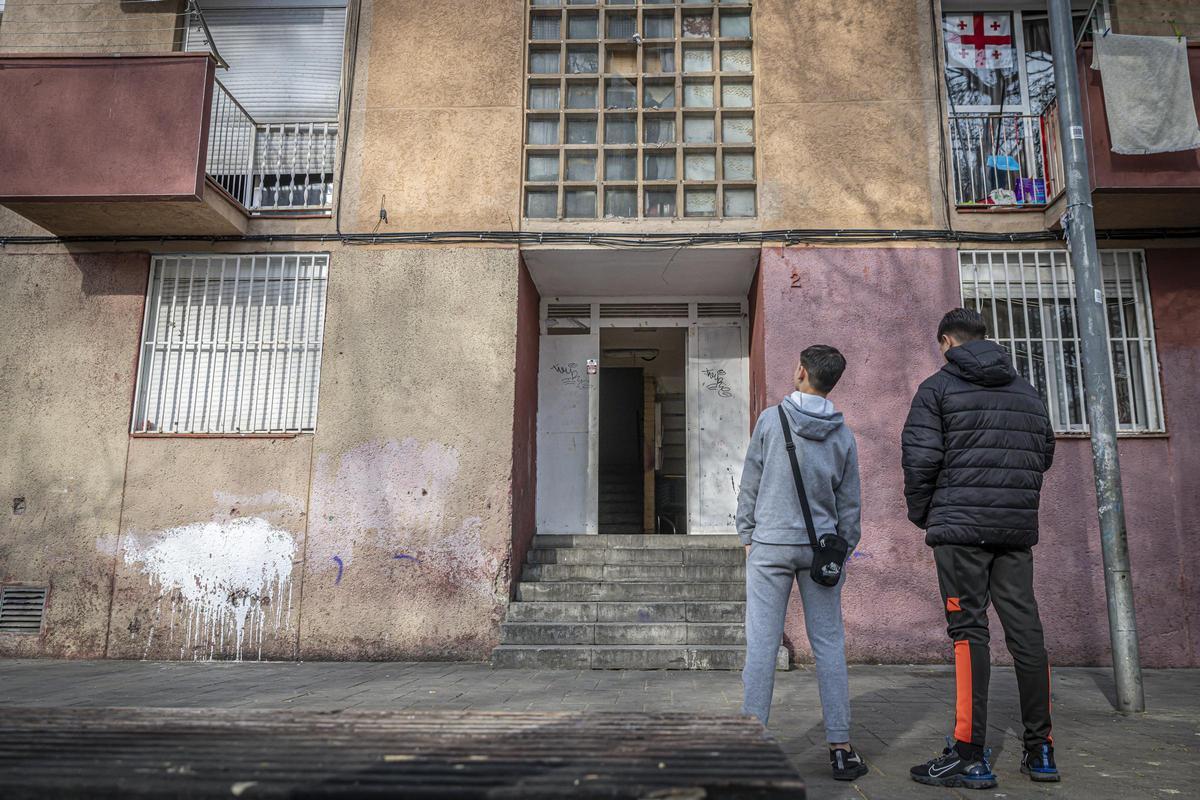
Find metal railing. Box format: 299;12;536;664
206;79;337;213
948;109;1062;208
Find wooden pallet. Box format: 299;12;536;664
0;708;805;798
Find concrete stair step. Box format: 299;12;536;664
599;514;643;525
528;547;744;566
523;564;746;582
500;622;745;646
491;645;789;671
598;498;642;509
505;601;746;624
517;581;744;602
533;534;740;549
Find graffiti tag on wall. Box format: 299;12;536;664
552;362;589;390
703;368;733;398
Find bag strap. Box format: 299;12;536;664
778;404;821;549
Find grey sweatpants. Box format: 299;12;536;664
742;542;851;742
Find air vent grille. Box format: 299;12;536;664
546;303;591;318
697;302;743;318
0;586;47;635
598;303;689;319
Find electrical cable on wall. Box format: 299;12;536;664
4;226;1200;250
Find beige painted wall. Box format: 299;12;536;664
0;251;148;658
108;436;313;661
756;0;946;230
0;0;186;53
0;244;522;662
1112;1;1200;38
338;0;526;234
299;246;521;660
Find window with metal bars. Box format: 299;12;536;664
132;254;330;435
959;249;1164;434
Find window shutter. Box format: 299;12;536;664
133;254;330;434
187;4;347;123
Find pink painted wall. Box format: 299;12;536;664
509;255;540;597
0;54;214;201
758;246;1199;668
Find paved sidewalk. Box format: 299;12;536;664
0;660;1195;799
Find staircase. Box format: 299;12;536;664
492;535;789;671
598;470;644;534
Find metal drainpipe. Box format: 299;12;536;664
1046;0;1144;713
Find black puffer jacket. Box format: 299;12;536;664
901;339;1055;548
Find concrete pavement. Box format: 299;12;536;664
0;660;1195;799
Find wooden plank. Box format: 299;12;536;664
0;709;804;799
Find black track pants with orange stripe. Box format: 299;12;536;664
933;544;1053;751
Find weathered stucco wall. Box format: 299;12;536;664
755;1;943;230
759;245;1199;668
0;0;185;53
341;0;525;233
297;247;521;660
109;437;313;661
0;251;147;658
2;244;524;662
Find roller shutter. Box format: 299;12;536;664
187;2;347;123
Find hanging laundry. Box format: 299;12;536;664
1092;33;1200;154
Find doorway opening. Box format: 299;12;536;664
534;298;749;536
598;328;687;534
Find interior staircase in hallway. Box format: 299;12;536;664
492;535;789;671
598;470;644;535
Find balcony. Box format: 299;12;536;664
949;107;1065;210
0;53;337;237
1078;42;1200;228
206;81;337;213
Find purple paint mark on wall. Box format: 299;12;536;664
332;555;344;585
394;554;420;564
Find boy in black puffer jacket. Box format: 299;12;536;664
902;308;1059;790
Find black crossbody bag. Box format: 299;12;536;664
777;404;850;587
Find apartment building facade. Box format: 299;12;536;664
0;0;1196;669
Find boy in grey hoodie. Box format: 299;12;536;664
736;344;865;782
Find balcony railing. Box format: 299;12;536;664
949;107;1063;208
206;79;337;213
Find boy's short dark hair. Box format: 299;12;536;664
800;345;846;393
937;307;988;343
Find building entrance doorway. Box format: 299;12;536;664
598;327;687;534
534;299;749;536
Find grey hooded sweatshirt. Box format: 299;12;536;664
735;393;862;549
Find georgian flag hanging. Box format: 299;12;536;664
944;13;1014;70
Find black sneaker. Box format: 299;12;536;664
909;739;997;790
1021;744;1061;782
830;747;868;781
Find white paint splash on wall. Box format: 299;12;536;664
122;517;297;661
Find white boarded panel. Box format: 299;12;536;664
536;333;598;534
688;325;749;534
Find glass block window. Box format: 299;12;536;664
959;250;1164;433
523;0;756;220
132;254;330;434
